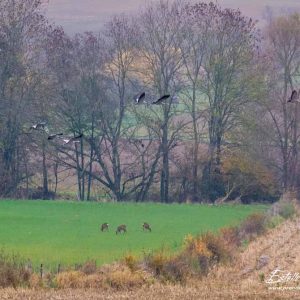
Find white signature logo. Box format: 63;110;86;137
266;268;300;284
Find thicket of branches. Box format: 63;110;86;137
0;0;299;203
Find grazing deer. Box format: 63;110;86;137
100;223;109;232
142;222;151;232
116;224;127;234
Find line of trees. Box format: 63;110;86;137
0;0;300;203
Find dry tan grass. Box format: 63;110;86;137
0;282;299;300
2;201;300;299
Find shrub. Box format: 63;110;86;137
29;273;43;288
80;260;97;275
239;213;266;239
265;215;285;229
222;151;279;203
0;250;30;288
55;271;106;289
184;234;209;257
259;272;265;282
144;250;169;277
183;232;231;275
161;257;189;283
123;254;139;272
220;226;241;250
278;202;295;219
201;164;226;201
106;267;146;290
143;249;190;283
55;271;85;288
81;273;106;288
200;232;231;264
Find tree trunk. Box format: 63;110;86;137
42;142;49;199
53;162;58;196
160;113;169;203
192;87;199;201
289;92;299;191
87;147;93;201
80;139;85;200
75;143;82;200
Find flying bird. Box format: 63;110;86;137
30;122;47;131
138;140;145;148
152;94;170;105
135;92;146;104
288;90;300;103
63;133;83;145
47;133;63;140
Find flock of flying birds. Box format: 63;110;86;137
29;121;84;145
30;90;300;145
135;92;170;105
28;93;170;144
29;89;299;143
30;90;300;147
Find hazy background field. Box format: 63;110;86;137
44;0;300;34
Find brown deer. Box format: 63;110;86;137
142;222;151;232
116;224;127;234
100;223;109;232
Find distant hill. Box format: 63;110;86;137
44;0;300;34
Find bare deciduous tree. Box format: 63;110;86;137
197;3;259;200
135;0;185;202
0;0;48;197
260;13;300;191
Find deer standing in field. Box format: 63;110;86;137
142;222;151;232
100;223;109;232
116;224;127;234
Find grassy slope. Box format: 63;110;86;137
2;214;299;300
0;200;267;269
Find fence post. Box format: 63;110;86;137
40;264;43;278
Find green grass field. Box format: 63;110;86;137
0;200;267;270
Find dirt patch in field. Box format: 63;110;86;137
1;205;300;299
